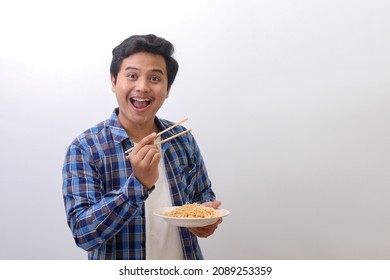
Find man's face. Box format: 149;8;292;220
111;51;169;129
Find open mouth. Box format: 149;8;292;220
130;97;152;110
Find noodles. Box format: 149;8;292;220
165;203;218;218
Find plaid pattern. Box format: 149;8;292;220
62;108;216;259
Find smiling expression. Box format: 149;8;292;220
111;52;170;134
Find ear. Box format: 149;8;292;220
110;74;116;92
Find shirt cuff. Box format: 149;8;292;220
148;185;156;194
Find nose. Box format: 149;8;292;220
135;78;150;93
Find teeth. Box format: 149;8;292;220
132;97;150;102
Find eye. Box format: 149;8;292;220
127;73;137;80
150;76;161;83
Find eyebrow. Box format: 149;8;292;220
124;66;165;75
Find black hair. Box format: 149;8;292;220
110;34;179;89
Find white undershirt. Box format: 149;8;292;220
145;140;184;260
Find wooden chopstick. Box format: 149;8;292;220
154;128;192;146
156;117;188;137
125;118;190;153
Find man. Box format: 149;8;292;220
62;34;221;260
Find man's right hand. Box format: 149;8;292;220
127;132;161;189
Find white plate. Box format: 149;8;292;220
153;206;230;227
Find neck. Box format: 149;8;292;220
119;115;158;143
128;125;158;143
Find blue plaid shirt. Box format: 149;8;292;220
62;108;216;260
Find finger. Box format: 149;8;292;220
150;151;162;166
127;133;159;164
141;146;161;165
202;200;221;209
128;145;153;164
189;219;219;232
189;227;208;237
188;223;218;238
131;132;157;154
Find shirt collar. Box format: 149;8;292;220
108;108;129;144
108;108;168;144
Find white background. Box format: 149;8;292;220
0;0;389;260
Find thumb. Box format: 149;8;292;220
202;200;221;209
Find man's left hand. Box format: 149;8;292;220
188;200;222;238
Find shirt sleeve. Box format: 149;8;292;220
62;143;148;252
